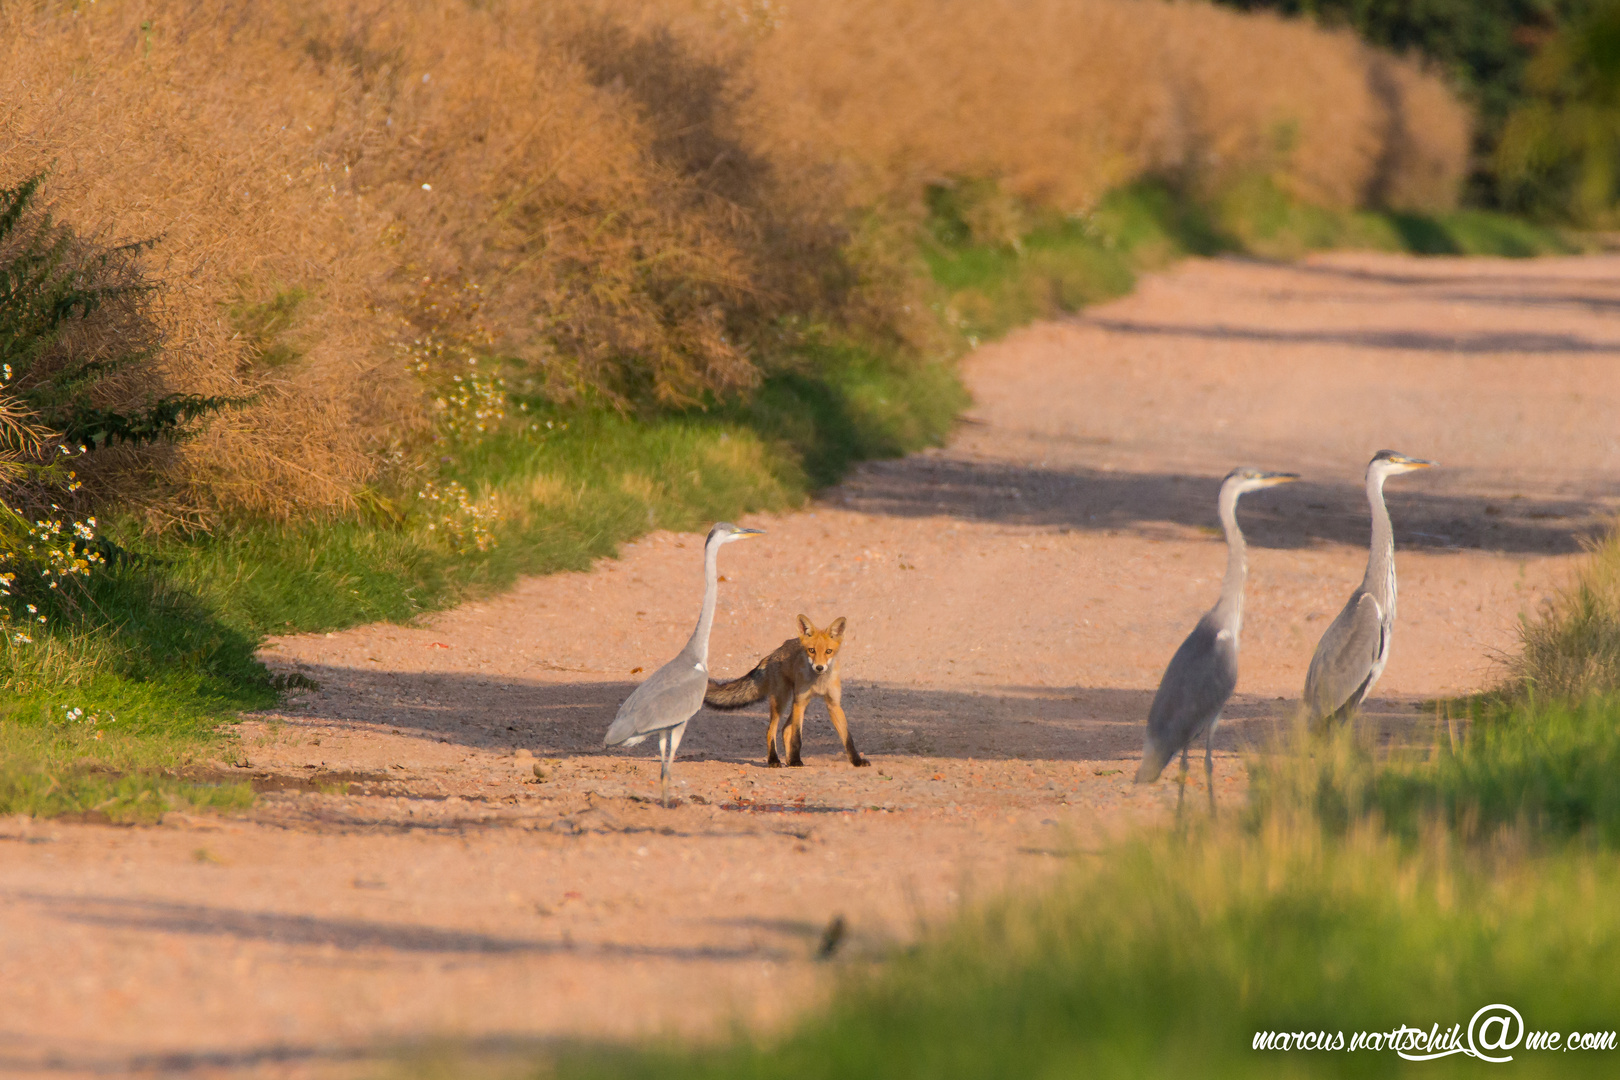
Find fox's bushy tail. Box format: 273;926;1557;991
705;660;768;709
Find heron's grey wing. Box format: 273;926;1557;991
1138;619;1238;781
604;658;708;746
1303;591;1383;722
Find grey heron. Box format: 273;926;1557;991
604;522;764;803
1302;450;1434;727
1135;467;1298;812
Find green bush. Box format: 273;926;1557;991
1218;1;1594;208
0;173;239;457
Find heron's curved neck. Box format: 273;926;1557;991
1363;468;1396;608
684;538;722;664
1213;483;1247;626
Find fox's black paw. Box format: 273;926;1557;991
851;756;871;767
766;759;783;768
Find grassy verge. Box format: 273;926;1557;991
0;561;270;821
925;178;1579;343
146;343;966;639
1372;696;1620;846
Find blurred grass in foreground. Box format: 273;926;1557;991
1255;697;1620;849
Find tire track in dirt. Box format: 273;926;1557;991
5;252;1619;1077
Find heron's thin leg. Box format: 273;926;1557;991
658;730;671;807
666;722;687;803
1176;746;1189;815
1205;725;1217;818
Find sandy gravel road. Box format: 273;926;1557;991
5;252;1619;1078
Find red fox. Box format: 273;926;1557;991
705;615;869;767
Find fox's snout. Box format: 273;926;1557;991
811;661;828;673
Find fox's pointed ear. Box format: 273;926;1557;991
796;614;814;637
828;617;846;638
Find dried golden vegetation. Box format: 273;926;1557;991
747;0;1471;216
0;0;1470;524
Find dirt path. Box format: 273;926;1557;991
6;253;1620;1078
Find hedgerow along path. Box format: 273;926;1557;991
2;252;1615;1078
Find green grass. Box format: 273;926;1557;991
1252;695;1620;849
1211;175;1582;259
1380;696;1620;846
140;343;964;640
156;412;803;636
922;181;1222;342
923;176;1582;344
0;560;272;818
0;721;254;822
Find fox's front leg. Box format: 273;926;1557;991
786;694;810;767
766;695;784;767
825;690;868;767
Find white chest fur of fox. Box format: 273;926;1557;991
703;614;869;768
790;649;840;695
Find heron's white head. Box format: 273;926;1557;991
1221;467;1299;497
705;522;766;548
1367;450;1435;481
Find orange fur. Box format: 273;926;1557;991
705;615;868;768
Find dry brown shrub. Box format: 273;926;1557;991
1364;53;1475;212
1;2;406;524
0;0;1469;525
742;0;1468;213
0;0;855;523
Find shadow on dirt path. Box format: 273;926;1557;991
837;459;1606;554
257;662;1433;770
